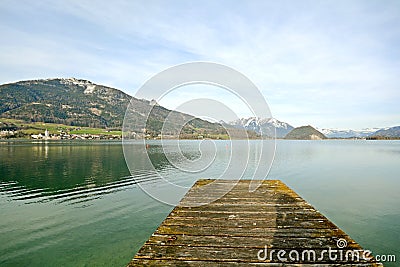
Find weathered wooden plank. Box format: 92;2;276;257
170;210;326;219
128;179;382;266
146;234;361;249
186;188;300;197
155;225;346;237
179;201;314;207
174;205;318;213
161;217;337;229
181;195;305;202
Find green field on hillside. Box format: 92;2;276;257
0;118;122;136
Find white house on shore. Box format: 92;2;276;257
31;129;49;140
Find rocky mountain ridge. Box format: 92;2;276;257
225;117;294;138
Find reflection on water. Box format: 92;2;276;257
1;142;127;189
0;140;399;267
0;141;166;205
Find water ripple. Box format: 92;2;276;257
0;172;162;205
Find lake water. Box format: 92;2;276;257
0;140;399;266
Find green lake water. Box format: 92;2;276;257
0;140;399;266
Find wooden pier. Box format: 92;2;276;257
129;179;382;266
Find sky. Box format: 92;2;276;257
0;0;399;129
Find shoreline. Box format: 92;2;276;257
1;138;400;143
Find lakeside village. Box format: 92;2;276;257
32;129;122;140
0;129;121;140
0;121;215;140
1;125;397;141
0;128;219;140
0;127;201;140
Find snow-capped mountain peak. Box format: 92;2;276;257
227;117;294;138
318;128;382;138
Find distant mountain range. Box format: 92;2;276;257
319;127;400;138
223;117;400;139
371;126;400;138
0;78;398;139
224;117;294;138
318;128;381;138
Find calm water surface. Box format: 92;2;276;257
0;140;399;266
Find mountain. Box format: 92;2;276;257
370;126;400;138
320;127;400;139
319;128;381;138
0;78;227;137
2;78;396;140
0;78;130;128
226;117;294;138
284;125;327;140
